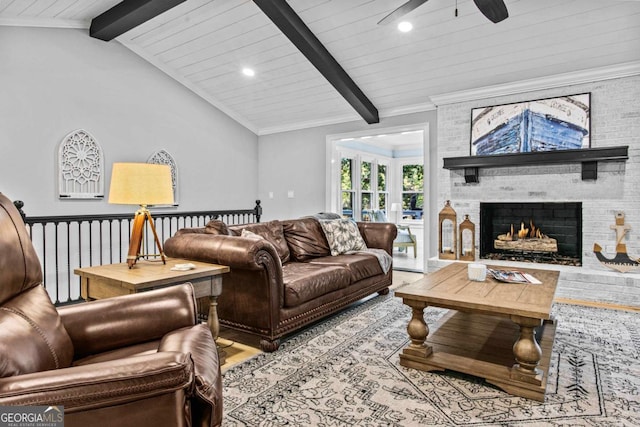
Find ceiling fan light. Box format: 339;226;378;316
397;21;413;32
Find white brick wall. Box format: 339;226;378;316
436;75;640;306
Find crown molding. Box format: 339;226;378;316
258;112;361;136
430;61;640;106
258;102;437;135
380;102;437;116
0;17;88;29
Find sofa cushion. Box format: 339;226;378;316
282;218;331;261
282;263;350;307
205;219;232;235
233;220;290;263
318;218;367;256
308;253;384;283
0;285;74;377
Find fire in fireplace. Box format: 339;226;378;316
480;202;582;266
495;220;558;253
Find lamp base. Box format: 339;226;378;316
128;207;166;268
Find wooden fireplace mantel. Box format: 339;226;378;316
443;146;629;183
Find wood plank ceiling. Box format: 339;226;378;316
1;0;639;135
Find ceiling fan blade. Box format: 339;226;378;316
377;0;430;25
473;0;508;23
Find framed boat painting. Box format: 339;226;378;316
470;93;591;156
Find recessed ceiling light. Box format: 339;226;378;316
397;21;413;33
242;68;255;77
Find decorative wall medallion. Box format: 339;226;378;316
593;212;639;273
58;129;104;199
147;149;178;206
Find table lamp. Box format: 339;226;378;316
390;202;402;223
108;162;174;268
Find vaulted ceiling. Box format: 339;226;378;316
2;0;639;135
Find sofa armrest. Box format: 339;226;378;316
357;222;398;255
59;283;198;359
164;233;282;271
0;352;193;409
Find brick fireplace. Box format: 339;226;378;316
479;202;582;266
432;75;640;307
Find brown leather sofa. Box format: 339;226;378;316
0;193;223;427
164;217;397;352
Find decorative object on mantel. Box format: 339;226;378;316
458;214;475;261
443;146;629;183
148;149;178;206
471;93;590;156
438;200;457;260
593;211;640;273
58;129;104;199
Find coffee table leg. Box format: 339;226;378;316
510;315;543;385
402;300;432;358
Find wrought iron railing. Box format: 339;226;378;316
16;200;261;305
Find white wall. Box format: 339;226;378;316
0;26;259;216
257;110;438;222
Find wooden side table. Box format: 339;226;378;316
75;258;230;363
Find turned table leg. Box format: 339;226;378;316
208;277;226;365
510;315;543;385
402;299;432;358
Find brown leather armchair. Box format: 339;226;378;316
0;193;223;427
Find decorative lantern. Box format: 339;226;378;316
459;214;476;261
438;200;457;260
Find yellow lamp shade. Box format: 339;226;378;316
108;163;174;206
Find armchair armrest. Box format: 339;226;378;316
160;324;222;427
0;352;193;409
59;283;198;359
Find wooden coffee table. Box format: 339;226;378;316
395;262;559;401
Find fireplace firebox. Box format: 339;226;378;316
480;202;582;266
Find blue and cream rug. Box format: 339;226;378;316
221;293;640;426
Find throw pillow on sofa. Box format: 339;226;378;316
282;218;331;261
204;219;232;235
318;218;367;256
237;220;291;263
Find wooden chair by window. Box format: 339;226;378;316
372;210;417;258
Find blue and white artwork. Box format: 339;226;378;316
470;93;590;156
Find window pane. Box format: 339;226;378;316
361;161;371;191
377;164;387;191
342;191;353;218
403;193;424;210
341;158;352;191
379;193;387;211
402;164;424;192
361;192;372;220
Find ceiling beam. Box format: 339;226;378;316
253;0;379;124
90;0;186;41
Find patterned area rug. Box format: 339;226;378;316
222;293;640;426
